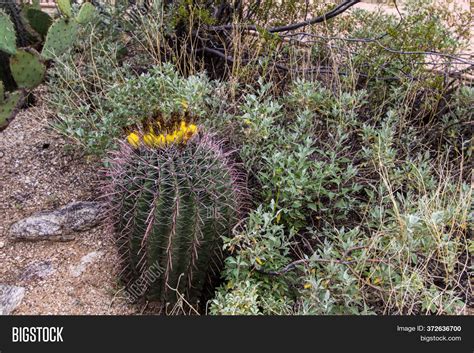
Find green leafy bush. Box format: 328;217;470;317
210;203;295;315
211;80;471;315
236;80;366;230
107;64;214;123
48;48;216;154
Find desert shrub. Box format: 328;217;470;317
211;81;472;315
296;173;470;315
48;41;216;154
107;64;215;123
235;80;367;230
210;203;295;315
47;39;129;153
294;0;472;116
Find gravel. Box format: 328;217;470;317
0;87;137;315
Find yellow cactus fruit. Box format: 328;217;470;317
175;130;184;142
127;132;140;147
143;133;157;147
165;133;175;144
188;124;197;133
156;134;166;146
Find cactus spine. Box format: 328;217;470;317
107;129;246;307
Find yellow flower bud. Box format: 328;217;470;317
127;132;140;147
157;134;165;146
188;124;197;133
143;133;156;147
175;130;184;142
165;134;175;144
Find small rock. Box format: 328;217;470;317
69;251;103;278
9;201;103;242
0;241;5;249
20;260;55;281
0;284;25;315
62;202;103;232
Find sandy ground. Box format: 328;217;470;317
0;88;137;315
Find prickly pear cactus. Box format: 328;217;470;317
10;49;45;88
0;0;95;131
107;124;246;307
0;9;16;55
41;18;78;60
25;8;52;37
76;2;96;24
0;81;4;104
0;91;22;131
56;0;72;18
0;0;36;48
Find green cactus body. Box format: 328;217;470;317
0;90;22;130
76;2;96;24
1;1;36;48
56;0;72;18
0;81;4;104
10;49;45;88
41;18;78;60
108;132;245;307
25;8;52;38
0;1;95;131
0;9;17;55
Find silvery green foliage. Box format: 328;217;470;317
212;80;471;315
107;64;214;122
49;61;218;155
210;203;294;315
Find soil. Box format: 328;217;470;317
0;87;137;315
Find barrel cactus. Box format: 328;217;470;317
106;121;246;308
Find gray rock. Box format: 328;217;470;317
69;251;104;277
0;285;25;315
20;260;55;281
9;201;103;241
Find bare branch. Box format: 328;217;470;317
208;0;361;33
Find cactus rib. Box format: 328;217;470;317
106;131;247;307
